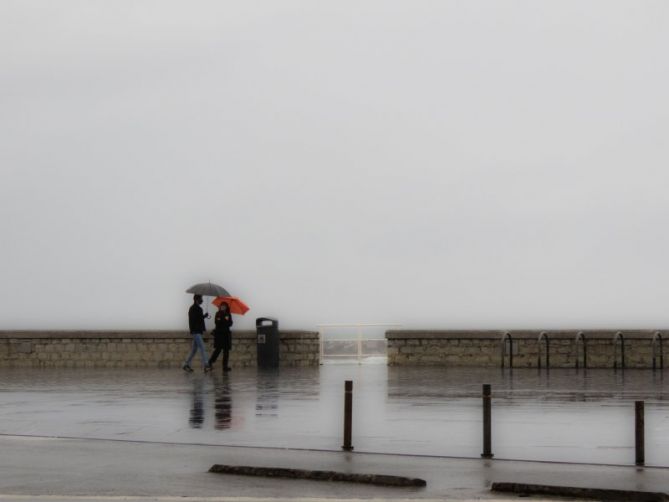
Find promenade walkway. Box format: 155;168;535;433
1;364;668;500
1;434;668;500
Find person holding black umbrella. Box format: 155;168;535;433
182;294;212;373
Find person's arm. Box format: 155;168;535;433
199;306;209;320
188;307;197;328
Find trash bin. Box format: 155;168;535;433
256;317;280;368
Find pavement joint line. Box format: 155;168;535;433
0;498;454;502
0;498;553;502
2;432;669;470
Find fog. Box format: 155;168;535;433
2;1;669;331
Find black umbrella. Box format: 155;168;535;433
186;282;231;297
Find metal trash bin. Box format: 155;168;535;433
256;317;280;368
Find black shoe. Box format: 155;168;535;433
182;364;194;373
223;367;231;372
204;365;213;373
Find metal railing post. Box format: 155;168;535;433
481;384;493;458
319;328;325;365
342;380;353;451
635;401;645;466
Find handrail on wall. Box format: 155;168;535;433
501;332;513;369
318;323;401;364
652;331;664;371
537;331;549;369
575;331;587;369
613;331;625;370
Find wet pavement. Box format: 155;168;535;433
2;434;669;500
0;362;668;466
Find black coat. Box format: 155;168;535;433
213;310;233;350
188;304;206;334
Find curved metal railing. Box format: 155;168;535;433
501;332;513;369
537;331;549;369
652;331;664;371
613;331;625;370
575;331;587;369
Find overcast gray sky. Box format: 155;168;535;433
1;1;669;331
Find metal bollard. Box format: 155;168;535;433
342;380;353;451
481;384;493;458
635;401;644;466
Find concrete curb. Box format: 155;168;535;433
209;464;427;487
491;482;669;501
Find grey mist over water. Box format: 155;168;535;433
2;1;669;331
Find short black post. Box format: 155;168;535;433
342;380;353;451
635;400;644;466
481;383;493;458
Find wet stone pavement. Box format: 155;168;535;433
0;362;668;466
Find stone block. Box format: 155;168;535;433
16;342;33;354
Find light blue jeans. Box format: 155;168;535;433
184;333;209;368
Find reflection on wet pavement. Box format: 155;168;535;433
214;375;232;430
189;378;205;428
255;370;280;418
0;364;667;466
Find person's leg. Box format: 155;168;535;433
223;349;230;370
183;335;198;371
209;347;222;366
193;333;210;368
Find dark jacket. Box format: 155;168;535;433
188;304;207;334
213;310;233;350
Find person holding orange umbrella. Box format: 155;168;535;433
207;296;249;372
212;296;249;315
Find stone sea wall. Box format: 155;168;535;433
2;329;665;369
386;330;666;369
0;330;320;369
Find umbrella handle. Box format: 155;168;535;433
206;281;211;317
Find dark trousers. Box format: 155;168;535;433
209;347;230;368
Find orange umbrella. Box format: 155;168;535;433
212;296;250;315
